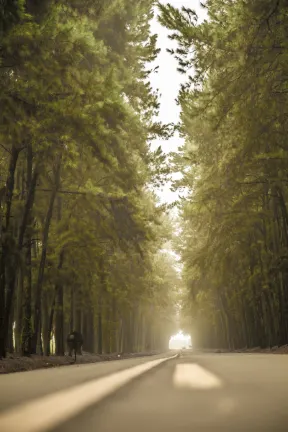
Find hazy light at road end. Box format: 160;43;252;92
173;364;223;390
169;331;191;349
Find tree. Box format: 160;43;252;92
159;0;288;349
0;0;177;358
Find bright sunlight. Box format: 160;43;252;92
169;331;191;350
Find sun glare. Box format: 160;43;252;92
169;331;191;349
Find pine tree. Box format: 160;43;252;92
0;0;177;358
160;0;288;349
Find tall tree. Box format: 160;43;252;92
0;0;177;358
159;0;288;349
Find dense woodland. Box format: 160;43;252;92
2;0;286;360
160;0;288;350
0;0;181;359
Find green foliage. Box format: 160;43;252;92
160;0;288;349
0;0;178;357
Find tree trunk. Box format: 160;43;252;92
32;155;61;353
22;237;33;356
7;305;14;353
42;291;50;356
0;146;21;358
97;256;106;354
38;312;43;355
75;308;82;333
55;249;65;356
15;270;23;353
70;286;74;332
85;307;94;353
17;148;39;356
110;295;117;352
97;302;103;354
118;318;123;352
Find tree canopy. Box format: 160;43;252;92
159;0;288;349
0;0;179;358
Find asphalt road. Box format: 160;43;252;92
1;350;288;431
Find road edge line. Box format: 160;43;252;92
0;354;177;432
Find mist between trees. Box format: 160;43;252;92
0;0;181;359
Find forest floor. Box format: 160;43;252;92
0;350;163;374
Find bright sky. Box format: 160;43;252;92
150;1;207;204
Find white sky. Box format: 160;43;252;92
150;1;207;204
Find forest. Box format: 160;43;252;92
160;0;288;350
2;0;287;361
0;0;181;359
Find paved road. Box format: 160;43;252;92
1;350;288;431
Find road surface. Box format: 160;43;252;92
1;350;288;431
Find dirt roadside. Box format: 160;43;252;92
3;345;287;374
212;345;288;354
0;351;164;374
